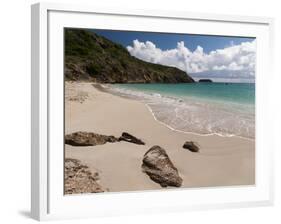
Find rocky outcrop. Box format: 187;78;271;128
198;79;213;82
142;145;183;187
64;158;105;194
65;131;118;146
64;29;195;83
183;141;200;152
118;132;145;145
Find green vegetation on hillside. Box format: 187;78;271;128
64;29;194;83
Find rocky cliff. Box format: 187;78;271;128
64;29;194;83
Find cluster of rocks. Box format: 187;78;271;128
64;158;105;194
65;131;200;190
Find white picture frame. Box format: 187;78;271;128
31;2;275;221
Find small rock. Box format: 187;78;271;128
118;132;145;145
142;145;183;187
65;131;118;146
183;141;200;152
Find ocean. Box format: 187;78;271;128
107;83;255;139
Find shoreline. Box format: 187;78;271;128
65;81;255;193
144;103;255;142
97;83;255;141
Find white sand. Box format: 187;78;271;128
65;82;255;192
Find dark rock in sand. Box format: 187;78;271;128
183;141;200;152
65;131;118;146
64;158;105;194
118;132;145;145
142;145;183;187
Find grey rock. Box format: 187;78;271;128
118;132;145;145
183;141;200;152
142;145;183;187
65;131;118;146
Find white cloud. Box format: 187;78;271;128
126;39;256;79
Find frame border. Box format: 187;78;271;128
31;2;275;221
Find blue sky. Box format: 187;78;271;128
92;29;254;53
90;29;256;82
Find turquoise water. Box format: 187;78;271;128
108;83;255;138
115;83;255;106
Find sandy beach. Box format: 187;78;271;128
65;81;255;193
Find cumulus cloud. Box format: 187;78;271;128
126;39;256;79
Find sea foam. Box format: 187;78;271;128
106;84;255;139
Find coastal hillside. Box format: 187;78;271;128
64;29;194;83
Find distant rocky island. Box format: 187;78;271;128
198;79;213;83
64;29;194;83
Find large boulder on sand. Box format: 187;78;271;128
182;141;200;152
118;132;145;145
142;145;183;187
65;131;118;146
